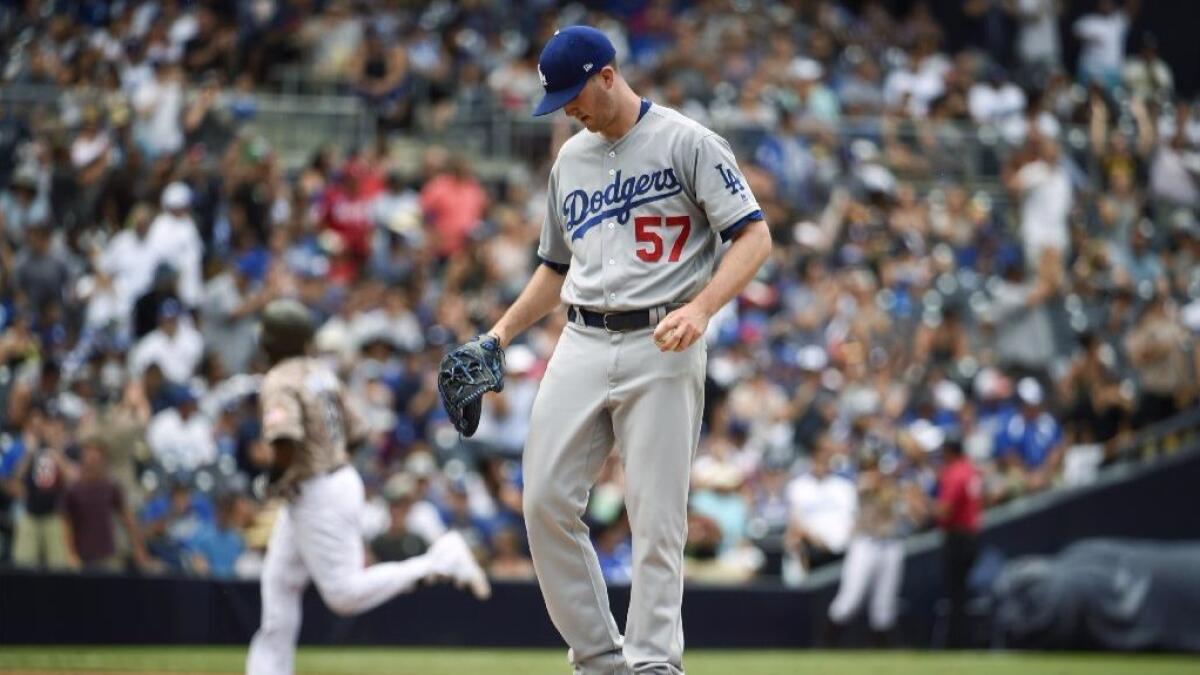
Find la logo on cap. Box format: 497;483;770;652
538;66;547;86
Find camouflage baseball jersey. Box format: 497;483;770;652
260;356;364;494
538;102;762;311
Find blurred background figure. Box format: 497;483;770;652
936;434;984;649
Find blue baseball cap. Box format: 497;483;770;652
532;26;616;117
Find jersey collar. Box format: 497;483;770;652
603;99;654;151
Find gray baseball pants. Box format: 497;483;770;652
523;319;705;675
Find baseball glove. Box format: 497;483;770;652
438;334;506;437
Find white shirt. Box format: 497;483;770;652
1074;11;1129;74
133;76;184;155
130;322;205;383
101;229;159;311
884;56;950;116
148;211;205;305
1014;159;1072;252
70;132;111;169
1150;145;1200;206
407;500;448;545
147;408;217;472
1016;0;1060;64
968;83;1027;124
76;276;125;332
786;472;857;553
1000;110;1062;145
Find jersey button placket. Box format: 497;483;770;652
601;150;616;308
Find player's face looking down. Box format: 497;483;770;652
563;66;617;133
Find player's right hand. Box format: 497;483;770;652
653;302;709;352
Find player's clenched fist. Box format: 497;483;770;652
652;303;709;352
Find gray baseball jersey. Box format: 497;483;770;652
524;101;763;675
539;103;761;310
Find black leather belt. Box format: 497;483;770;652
567;304;683;332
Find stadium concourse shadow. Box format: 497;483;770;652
3;443;1199;649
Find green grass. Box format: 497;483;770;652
0;647;1197;675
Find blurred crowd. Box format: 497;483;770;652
0;0;1198;586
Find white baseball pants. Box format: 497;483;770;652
246;466;433;675
827;535;905;630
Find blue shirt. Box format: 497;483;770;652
189;525;245;579
140;492;216;569
0;435;26;480
993;410;1062;469
596;538;633;585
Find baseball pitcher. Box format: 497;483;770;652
439;25;772;675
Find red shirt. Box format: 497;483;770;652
320;186;375;256
420;174;487;258
938;456;982;533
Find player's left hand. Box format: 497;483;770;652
653;303;709;353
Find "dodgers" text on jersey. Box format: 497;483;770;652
562;168;683;240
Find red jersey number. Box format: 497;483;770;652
635;216;691;262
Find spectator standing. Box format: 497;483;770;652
10;408;77;570
1147;128;1200;210
132;57;185;158
985;262;1057;381
318;161;380;282
0;165;49;247
62;441;150;572
1122;35;1173;104
69;107;113;226
419;155;488;260
99;203;159;326
1005;136;1072;287
936;435;983;648
148;183;204;307
1125;294;1193;429
1013;0;1062;76
1058;332;1132;446
351;28;412;132
1073;0;1134;89
14;220;71;314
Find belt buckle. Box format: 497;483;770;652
602;312;618;333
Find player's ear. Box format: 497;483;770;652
600;65;616;89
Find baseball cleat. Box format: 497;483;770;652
427;531;492;600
